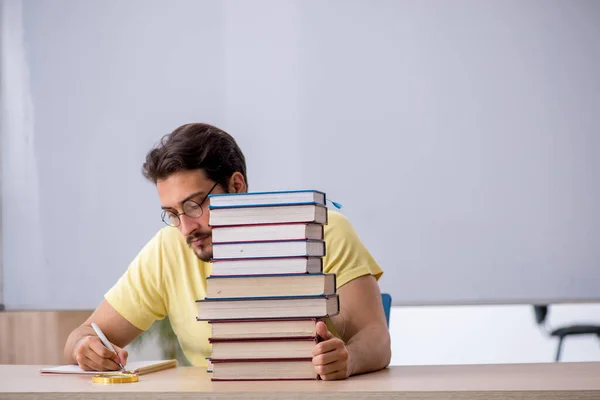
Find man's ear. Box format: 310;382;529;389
227;172;247;193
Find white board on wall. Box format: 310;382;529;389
2;0;599;309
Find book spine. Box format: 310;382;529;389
209;201;320;210
211;378;317;381
210;357;313;363
207;317;317;324
209;336;317;343
206;273;326;280
198;294;331;302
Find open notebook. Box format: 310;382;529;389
39;360;177;375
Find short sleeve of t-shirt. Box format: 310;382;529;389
322;210;383;288
104;230;167;331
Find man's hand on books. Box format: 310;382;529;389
73;335;129;371
312;321;351;380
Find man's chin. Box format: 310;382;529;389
193;247;213;262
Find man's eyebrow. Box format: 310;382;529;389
161;191;205;210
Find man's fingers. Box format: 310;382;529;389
312;337;344;356
115;347;129;366
83;355;106;372
315;321;333;341
314;362;341;376
88;337;117;359
75;351;92;371
85;347;121;371
84;337;121;370
312;347;347;366
79;355;106;372
311;339;350;380
320;370;346;381
73;335;122;372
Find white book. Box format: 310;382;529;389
212;239;325;260
209;204;328;227
212;223;323;243
210;257;323;275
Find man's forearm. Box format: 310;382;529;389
346;324;391;376
63;324;95;364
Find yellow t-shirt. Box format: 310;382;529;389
104;209;383;367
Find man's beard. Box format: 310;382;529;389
187;231;213;262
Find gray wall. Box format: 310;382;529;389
0;0;4;308
2;0;599;309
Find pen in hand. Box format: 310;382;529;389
91;322;126;371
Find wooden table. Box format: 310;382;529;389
1;362;599;399
0;311;92;365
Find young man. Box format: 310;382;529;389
64;123;391;380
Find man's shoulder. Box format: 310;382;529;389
136;226;201;270
323;209;357;238
156;225;188;246
141;225;187;250
321;208;383;284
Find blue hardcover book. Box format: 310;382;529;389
208;190;326;209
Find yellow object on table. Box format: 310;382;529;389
92;373;139;384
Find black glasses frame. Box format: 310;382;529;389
161;181;219;227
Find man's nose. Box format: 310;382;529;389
179;213;201;236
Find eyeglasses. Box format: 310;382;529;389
161;181;219;227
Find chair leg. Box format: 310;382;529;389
555;337;564;362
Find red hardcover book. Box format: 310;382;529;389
209;358;317;381
209;337;318;361
208;317;318;340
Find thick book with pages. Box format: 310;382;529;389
208;203;328;226
209;318;318;339
210;256;323;276
212;239;325;260
196;294;339;321
206;273;336;298
212;222;324;243
209;337;318;360
210;359;317;381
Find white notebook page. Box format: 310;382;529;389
39;360;173;374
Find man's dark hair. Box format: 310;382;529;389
142;123;248;187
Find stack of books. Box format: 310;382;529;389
196;190;340;381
